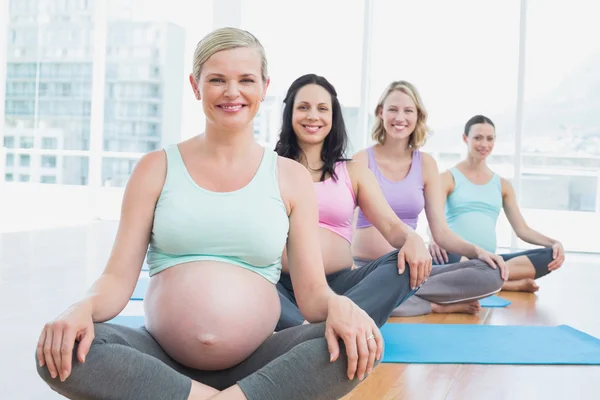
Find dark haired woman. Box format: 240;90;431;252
428;115;566;292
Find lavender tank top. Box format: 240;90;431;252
356;146;425;230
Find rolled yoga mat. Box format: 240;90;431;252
478;295;511;308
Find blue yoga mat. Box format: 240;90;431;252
479;295;511;308
380;323;600;365
108;315;145;328
131;277;149;301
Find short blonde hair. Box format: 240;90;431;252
192;27;268;82
371;81;430;149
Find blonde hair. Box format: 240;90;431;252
371;81;430;149
192;27;268;82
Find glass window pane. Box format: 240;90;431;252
61;156;89;185
241;0;365;147
521;0;600;252
102;157;140;187
370;0;520;247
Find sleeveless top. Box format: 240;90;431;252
445;167;502;253
314;161;357;243
356;146;424;230
146;145;290;284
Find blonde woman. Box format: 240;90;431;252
36;28;381;400
352;81;507;317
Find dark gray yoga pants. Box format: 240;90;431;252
277;250;419;331
37;320;376;400
389;259;504;317
439;247;554;280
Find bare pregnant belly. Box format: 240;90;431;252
144;261;281;370
352;225;396;261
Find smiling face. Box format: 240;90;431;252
464;123;496;160
291;83;333;146
189;46;269;132
378;89;418;142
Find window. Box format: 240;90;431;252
62;156;89;185
5;173;14;181
4;137;15;148
102;157;140;187
19;174;30;182
42;137;58;149
20;136;34;148
518;0;600;252
19;155;30;167
41;155;57;168
240;0;365;149
40;175;57;184
6;153;14;166
371;0;520;245
149;123;159;137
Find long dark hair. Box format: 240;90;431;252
274;73;349;181
464;115;495;136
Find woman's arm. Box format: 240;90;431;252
347;160;432;289
422;156;506;274
348;160;413;249
501;178;559;247
37;150;166;381
428;170;454;238
86;151;166;321
501;178;565;269
423;156;479;257
277;157;333;322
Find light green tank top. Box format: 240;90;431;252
146;144;289;284
445;167;502;253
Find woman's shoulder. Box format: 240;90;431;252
352;148;370;164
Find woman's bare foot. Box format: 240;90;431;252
188;380;220;399
502;278;539;292
431;300;482;315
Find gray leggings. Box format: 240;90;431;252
389;259;504;317
277;250;418;331
37;321;374;400
440;247;554;280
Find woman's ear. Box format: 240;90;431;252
189;74;201;100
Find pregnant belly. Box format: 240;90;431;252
144;261;281;370
352;225;395;261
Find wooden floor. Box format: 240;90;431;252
342;261;600;400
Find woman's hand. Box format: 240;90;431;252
36;301;95;382
325;296;383;381
548;241;565;271
398;232;433;290
428;241;448;265
475;247;509;281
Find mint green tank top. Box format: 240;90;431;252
146;145;290;284
445;168;502;253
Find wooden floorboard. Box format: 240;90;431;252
342;262;600;400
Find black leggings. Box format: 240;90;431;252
439;247;554;279
276;250;418;332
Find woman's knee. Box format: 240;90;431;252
468;260;504;294
530;247;554;279
35;322;114;391
239;337;380;400
35;340;85;396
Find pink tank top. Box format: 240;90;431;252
314;161;357;243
